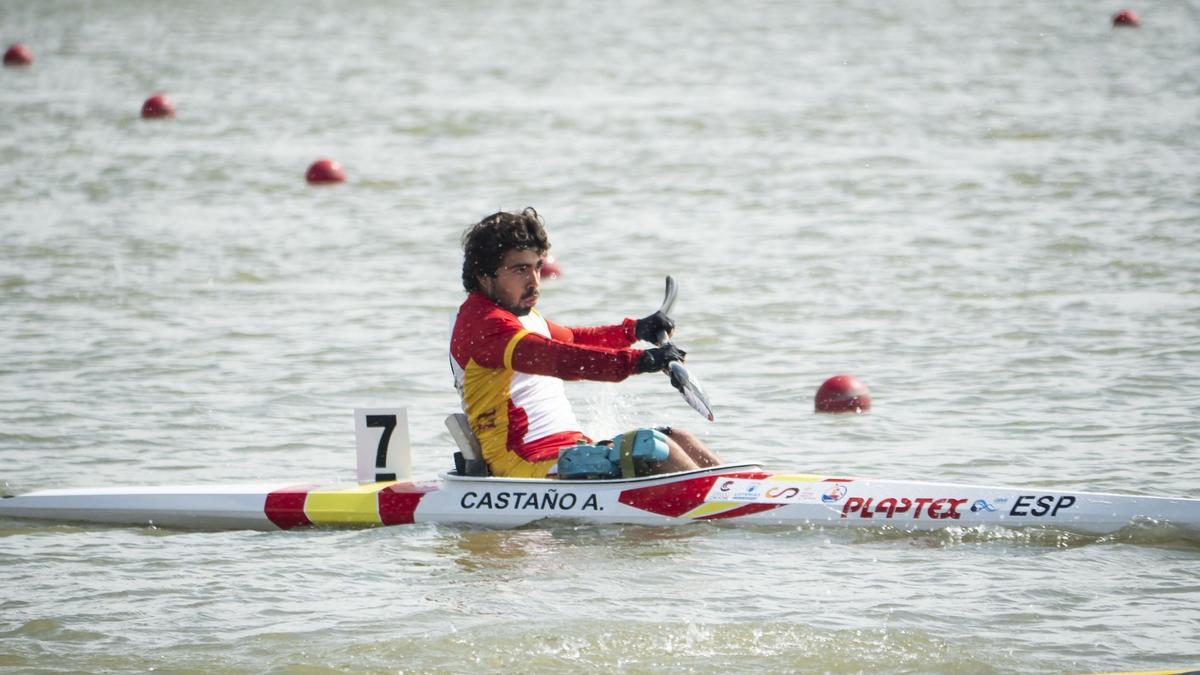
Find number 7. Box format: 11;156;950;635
365;414;396;469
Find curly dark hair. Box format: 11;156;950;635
461;207;551;292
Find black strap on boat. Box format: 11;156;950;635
617;433;637;478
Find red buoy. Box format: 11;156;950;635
541;254;563;279
305;158;345;185
1112;9;1141;27
815;374;871;413
3;43;34;67
141;93;176;118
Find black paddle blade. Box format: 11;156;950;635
669;362;714;421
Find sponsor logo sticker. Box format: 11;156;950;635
821;484;848;503
707;478;764;501
970;499;998;513
841;496;969;520
705;479;827;504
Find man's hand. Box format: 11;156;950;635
637;344;686;373
635;311;675;344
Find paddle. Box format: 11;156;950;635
654;276;714;421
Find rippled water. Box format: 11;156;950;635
3;0;1199;672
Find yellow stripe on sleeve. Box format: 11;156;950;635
503;329;530;370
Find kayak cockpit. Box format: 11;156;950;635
440;462;766;484
442;411;761;483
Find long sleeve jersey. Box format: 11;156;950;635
450;291;643;476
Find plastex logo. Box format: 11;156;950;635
841;496;968;520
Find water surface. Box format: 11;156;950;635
2;0;1199;672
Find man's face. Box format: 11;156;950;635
479;248;543;316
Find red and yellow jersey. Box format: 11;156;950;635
450;292;643;477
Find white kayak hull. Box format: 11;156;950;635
3;463;1198;533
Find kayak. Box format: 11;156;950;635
2;408;1198;533
3;462;1199;533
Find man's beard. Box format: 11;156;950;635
493;289;537;316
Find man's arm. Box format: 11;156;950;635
510;332;641;382
546;318;638;350
454;310;642;382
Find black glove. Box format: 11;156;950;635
635;311;675;344
637;344;686;374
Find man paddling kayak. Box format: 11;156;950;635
450;207;721;478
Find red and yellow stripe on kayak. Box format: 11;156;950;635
264;481;437;529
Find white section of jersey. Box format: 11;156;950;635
449;312;466;405
512;310;581;442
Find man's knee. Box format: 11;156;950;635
660;426;700;446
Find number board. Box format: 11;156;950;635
354;407;412;483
